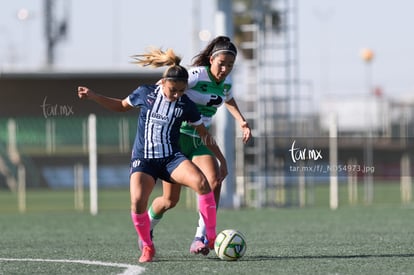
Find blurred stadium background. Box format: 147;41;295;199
0;0;413;213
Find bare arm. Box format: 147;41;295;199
77;86;133;112
194;123;228;181
224;98;252;143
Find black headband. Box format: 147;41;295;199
164;77;188;82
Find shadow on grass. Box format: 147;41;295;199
244;253;414;261
150;253;414;263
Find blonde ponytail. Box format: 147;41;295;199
131;48;182;68
131;47;188;82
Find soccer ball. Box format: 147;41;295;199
214;229;247;261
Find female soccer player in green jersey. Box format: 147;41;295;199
146;36;252;255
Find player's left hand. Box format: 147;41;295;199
240;121;252;144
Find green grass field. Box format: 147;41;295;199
1;184;414;274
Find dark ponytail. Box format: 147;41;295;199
191;36;237;66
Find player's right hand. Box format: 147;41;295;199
77;86;94;99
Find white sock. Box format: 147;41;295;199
148;207;162;231
194;212;206;238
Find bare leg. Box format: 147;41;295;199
148;181;181;230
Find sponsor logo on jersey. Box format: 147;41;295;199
150;112;169;122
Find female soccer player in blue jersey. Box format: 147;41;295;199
147;36;252;255
77;48;227;263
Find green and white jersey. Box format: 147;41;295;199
180;66;233;137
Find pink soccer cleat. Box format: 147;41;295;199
139;244;155;263
189;237;210;256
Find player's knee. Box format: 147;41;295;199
209;178;222;191
163;198;178;210
197;178;212;194
186;170;211;194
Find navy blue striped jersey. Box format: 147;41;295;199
126;85;202;159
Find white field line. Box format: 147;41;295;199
0;258;145;275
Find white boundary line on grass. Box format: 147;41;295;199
0;258;145;275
